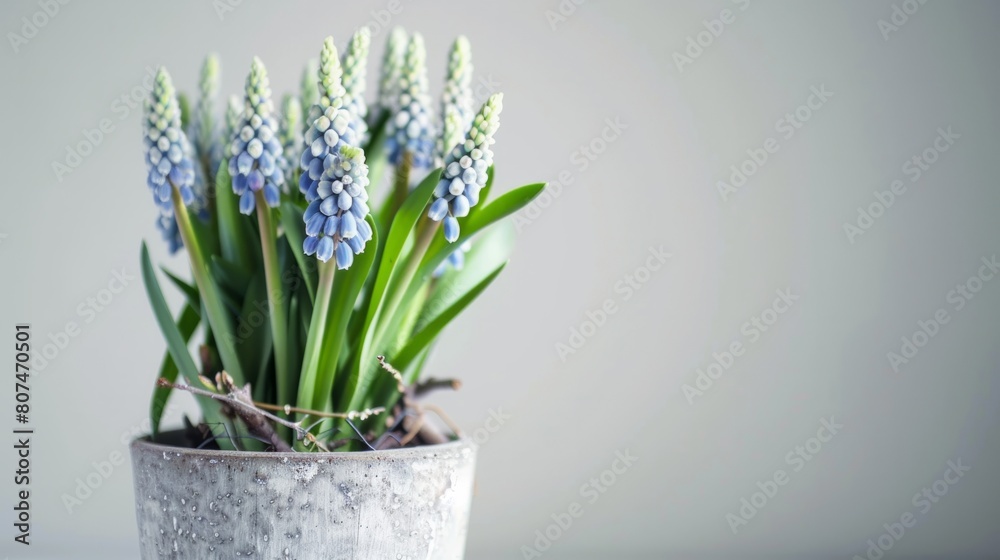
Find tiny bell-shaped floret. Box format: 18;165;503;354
436;36;474;165
227;57;286;215
302;145;373;270
386;33;435;170
279;94;303;181
299;37;363;202
341;27;372;144
427;93;503;242
377;27;407;113
143;67;196;212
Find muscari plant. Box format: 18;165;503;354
139;28;544;452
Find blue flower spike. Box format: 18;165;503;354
156;213;183;254
227;57;286;215
437;36;474;165
342;27;372;144
300;58;319;117
279;94;303;180
377;27;407;114
302;145;373;270
299;37;363;201
387;33;435;171
222;95;241;158
192;53;221;171
428;92;503;243
143;67;197;213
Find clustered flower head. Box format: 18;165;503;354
157;213;182;254
279;94;303;180
300;59;319;118
434;239;472;277
387;33;435;170
143;67;196;213
341;27;371;145
192;53;221;170
428;93;503;242
227;57;286;215
299;37;361;200
436;36;474;165
377;27;407;113
222;95;241;157
302;145;373;269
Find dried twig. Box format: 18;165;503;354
376;356;463;448
414;378;462;398
159;376;322;451
377;355;405;392
422;403;463;437
253;401;384;421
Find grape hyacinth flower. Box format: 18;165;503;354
434;106;471;272
184;132;211;222
428;93;503;242
341;27;371;144
156;213;183;254
222;95;241;157
438;106;465;169
300;59;319;121
386;33;435;171
377;27;407;115
192;53;220;171
302;145;373;270
298;37;360;201
434;240;472;277
143;68;196;213
436;36;474;165
227;57;286;215
279;94;303;181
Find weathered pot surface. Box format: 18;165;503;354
130;430;477;559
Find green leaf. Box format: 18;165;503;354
169;189;247;391
161;268;201;313
280;200;317;302
340;170;439;410
141;242;202;382
141;242;226;437
394;264;505;375
466;165;495;221
214;162;258;273
237;271;273;402
366;224;515;407
421;182;544;279
415;221;515;335
189;207;221;258
363;111;390;209
150;304;199;436
210;255;251;302
285;290;304;401
372;182;544;367
408;345;433;385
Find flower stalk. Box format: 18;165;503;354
253;191;290;411
170;186;245;386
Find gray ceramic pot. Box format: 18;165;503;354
130;431;477;559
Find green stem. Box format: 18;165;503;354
296;260;336;418
171;188;245;386
254;194;290;404
389;151;412;221
374;214;437;344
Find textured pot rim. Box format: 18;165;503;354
131;430;475;461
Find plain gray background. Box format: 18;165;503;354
2;1;999;558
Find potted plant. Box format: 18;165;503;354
130;26;544;559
